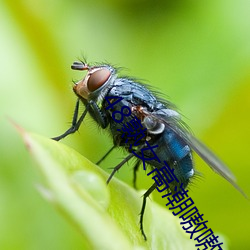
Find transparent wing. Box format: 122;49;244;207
146;109;248;198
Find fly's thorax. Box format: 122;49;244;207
73;64;117;103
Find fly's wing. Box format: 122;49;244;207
149;109;248;199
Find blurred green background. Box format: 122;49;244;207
0;0;250;249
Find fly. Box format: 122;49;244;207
52;60;247;240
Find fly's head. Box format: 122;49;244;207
72;61;116;101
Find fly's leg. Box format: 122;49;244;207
52;99;89;141
105;143;156;240
96;145;116;165
106;153;134;184
106;143;146;185
52;99;108;141
89;100;107;129
140;182;157;240
132;160;140;189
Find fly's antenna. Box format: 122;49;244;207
71;61;89;71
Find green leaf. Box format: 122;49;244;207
20;128;196;250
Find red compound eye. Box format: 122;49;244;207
87;68;111;92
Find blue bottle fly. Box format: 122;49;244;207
52;60;246;239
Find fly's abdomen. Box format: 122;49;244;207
154;128;194;189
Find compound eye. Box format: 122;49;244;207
87;68;111;92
